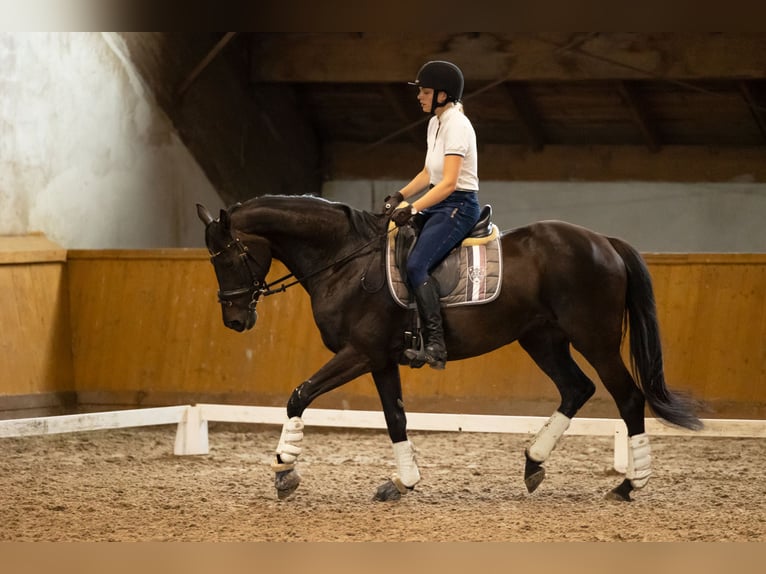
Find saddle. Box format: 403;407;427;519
387;204;503;308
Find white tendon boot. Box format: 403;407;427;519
391;440;421;493
271;416;304;471
627;432;652;489
527;411;572;462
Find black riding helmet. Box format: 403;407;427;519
409;60;464;114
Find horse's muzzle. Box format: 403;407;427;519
224;309;258;332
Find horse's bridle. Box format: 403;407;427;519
209;230;321;312
210;234;265;311
211;225;394;310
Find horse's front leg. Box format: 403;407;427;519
370;361;421;502
272;345;372;500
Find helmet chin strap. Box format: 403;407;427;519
430;91;449;115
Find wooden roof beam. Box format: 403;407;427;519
249;33;766;83
504;83;546;152
177;32;238;98
617;81;661;152
739;80;766;142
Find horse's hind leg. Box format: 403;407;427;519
518;328;597;493
585;351;649;502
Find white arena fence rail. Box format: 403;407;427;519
0;404;764;474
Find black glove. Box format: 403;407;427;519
391;205;417;227
382;192;404;216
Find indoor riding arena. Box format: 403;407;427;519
1;33;765;544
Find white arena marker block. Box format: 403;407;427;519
174;405;209;455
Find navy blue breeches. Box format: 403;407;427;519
405;191;481;286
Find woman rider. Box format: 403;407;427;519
386;60;481;370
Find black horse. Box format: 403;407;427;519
196;194;701;502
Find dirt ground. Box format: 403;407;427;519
0;424;764;542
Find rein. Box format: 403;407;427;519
213;224;394;306
260;229;392;297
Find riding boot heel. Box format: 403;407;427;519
424;344;446;370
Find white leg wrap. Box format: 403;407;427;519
392;440;421;489
274;416;304;465
527;411;571;463
627;432;652;489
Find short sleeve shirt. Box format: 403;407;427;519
424;105;479;191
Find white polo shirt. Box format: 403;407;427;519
424;105;479;191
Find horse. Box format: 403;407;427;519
196;194;701;503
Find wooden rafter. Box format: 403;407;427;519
739;80;766;142
617;81;661;152
504;83;545;152
177;32;238;98
249;33;766;83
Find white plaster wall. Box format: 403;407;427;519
0;32;223;249
323;180;766;253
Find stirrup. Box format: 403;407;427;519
402;321;426;368
403;347;427;369
404;345;445;370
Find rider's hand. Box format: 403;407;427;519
382;192;404;216
391;205;417;227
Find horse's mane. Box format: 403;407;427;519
235;194;383;240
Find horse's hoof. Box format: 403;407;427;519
605;478;633;502
373;479;404;502
275;469;301;500
524;453;546;493
524;467;546;493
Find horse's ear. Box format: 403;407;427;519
196;204;214;225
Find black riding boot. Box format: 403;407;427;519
405;279;447;370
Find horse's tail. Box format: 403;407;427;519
608;237;703;430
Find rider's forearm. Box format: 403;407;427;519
398;168;430;200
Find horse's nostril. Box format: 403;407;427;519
225;319;245;332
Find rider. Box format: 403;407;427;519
386;60;481;370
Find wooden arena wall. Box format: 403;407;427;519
0;236;75;414
1;241;765;419
64;250;766;419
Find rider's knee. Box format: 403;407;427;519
406;262;427;286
